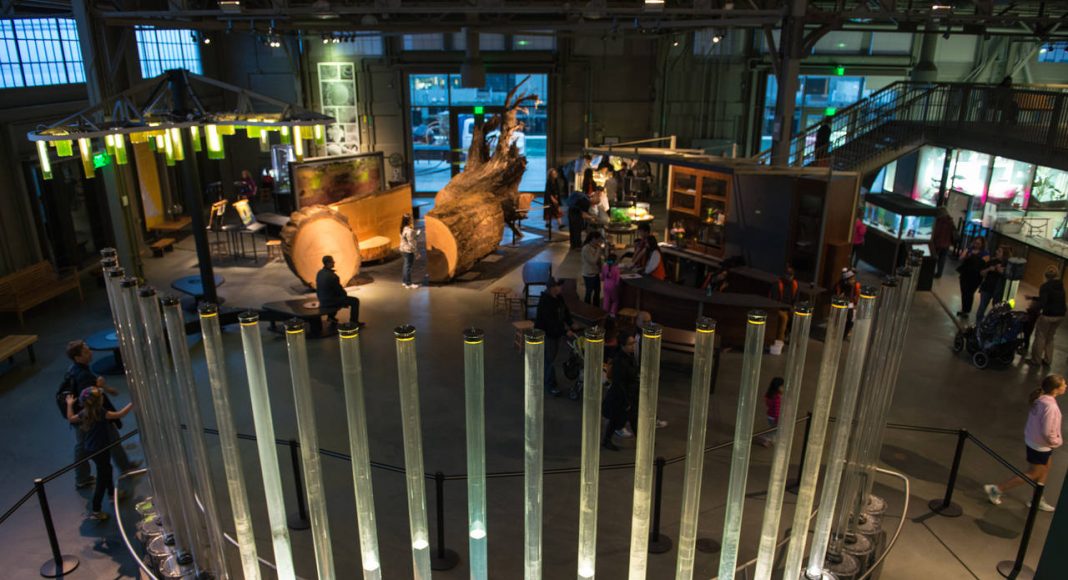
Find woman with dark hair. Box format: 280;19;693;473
985;374;1065;511
641;236;665;280
66;387;133;521
581;231;604;305
957;237;988;318
976;245;1010;324
544;167;566;232
400;213;419;289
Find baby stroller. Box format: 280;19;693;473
953;302;1027;369
562;334;585;400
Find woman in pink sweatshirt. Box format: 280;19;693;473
601;253;622;316
985;374;1065;511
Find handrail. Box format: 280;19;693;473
858;467;910;580
114;468;157;580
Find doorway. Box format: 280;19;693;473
409;72;548;195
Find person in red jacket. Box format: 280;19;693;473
931;207;956;278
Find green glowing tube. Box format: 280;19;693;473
577;326;606;579
36;140;52;180
464;328;489;579
674;319;717;580
717;311;767;579
524;329;546;580
199;304;262;580
283;320;336;579
337;323;383;579
394;325;433;579
753;304;814;580
628;323;663;580
237;312;296;579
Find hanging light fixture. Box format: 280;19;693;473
35;140;52;180
205;124;226;160
189;125;203;152
78;137;94;179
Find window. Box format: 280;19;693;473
451;33;506;51
1039;42;1068;63
870;32;913;55
403;33;445;51
513;32;555;51
135;27;201;79
812;31;865;54
0;18;84;88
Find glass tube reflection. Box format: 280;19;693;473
524;329;546;580
628;324;663;580
394;325;433;579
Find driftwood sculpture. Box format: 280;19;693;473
281;205;361;289
425;78;539;281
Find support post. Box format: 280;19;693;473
997;484;1045;579
927;429;968;517
431;471;459;570
287;439;310;531
36;479;79;578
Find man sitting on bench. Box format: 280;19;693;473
316;255;362;327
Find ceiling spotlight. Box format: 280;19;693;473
322;35;329;44
644;0;664;12
219;0;241;12
203;35;211;45
672;39;679;47
712;33;722;44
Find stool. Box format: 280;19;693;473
618;307;639;326
491;287;513;315
506;297;526;320
266;239;282;262
512;320;535;351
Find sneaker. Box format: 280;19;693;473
615;428;634;439
86;511;110;521
656;419;669;428
984;484;1003;505
76;477;96;489
1027;499;1056;512
408;284;420;289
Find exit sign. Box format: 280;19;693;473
473;106;484;115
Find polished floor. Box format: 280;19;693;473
0;216;1064;579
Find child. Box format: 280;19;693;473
601;253;622;316
67;387;133;520
759;377;785;448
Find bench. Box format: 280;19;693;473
0;261;83;326
359;235;392;263
261;299;343;338
0;334;38;365
150;238;176;257
560;279;607;327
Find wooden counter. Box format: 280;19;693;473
619;276;787;346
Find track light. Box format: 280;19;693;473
712;33;722;44
203;35;211;45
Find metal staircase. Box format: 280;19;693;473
754;81;1068;175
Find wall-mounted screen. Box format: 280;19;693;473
988;156;1033;208
912;146;946;206
950;149;991;197
1031;165;1068;209
291;152;385;208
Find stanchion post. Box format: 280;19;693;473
35;478;79;578
649;456;672;554
997;483;1044;579
927;429;967;517
287;439;310;531
431;470;459;570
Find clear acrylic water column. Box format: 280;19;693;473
464;328;489;579
577;326;606;579
628;324;664;579
524;329;546;580
394;325;433;579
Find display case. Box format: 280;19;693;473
859;194;938;273
667;166;732;258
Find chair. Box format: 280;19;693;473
512;320;535;351
266;239;283;262
491;287;513;315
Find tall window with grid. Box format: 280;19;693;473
135;27;202;79
0;18;85;89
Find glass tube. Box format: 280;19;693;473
717;311;767;580
394;325;433;580
524;329;546;580
463;328;489;579
237;312;297;580
805;289;878;579
674;319;717;580
283;320;336;580
628;324;663;580
199;304;261;580
780;297;851;577
337;323;383;580
577;326;606;579
161;298;228;579
753;304;814;580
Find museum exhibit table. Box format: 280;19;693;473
618;276;788;346
858;194;937;274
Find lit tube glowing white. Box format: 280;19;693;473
394;325;433;579
674;318;717;580
237;312;296;580
199;304;261;580
753;304;814;580
337;323;383;579
283;319;336;579
716;311;767;579
628;323;663;580
577;326;606;579
464;328;489;579
524;329;546;580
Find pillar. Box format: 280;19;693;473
912;28;939;83
770;0;807;166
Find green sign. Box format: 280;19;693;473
835;65;846;76
92;152;112;169
824;107;837;116
473;106;484;115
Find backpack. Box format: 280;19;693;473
55;370;79;421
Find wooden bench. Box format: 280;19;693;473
560;279;607;327
149;238;176;257
261;299;343;338
359;235;392;263
0;261;83;326
0;334;38;365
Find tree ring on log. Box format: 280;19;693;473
281;205;362;288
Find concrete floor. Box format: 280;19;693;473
0;214;1064;580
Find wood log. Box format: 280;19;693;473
281;205;361;288
425;192;504;281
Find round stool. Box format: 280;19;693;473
512;320;535;351
491;286;513;315
266;239;282;262
618;307;639;326
506;297;526;320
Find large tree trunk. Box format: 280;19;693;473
425;192;504;281
426;78;539;281
281;205;361;288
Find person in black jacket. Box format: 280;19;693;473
534;279;576;396
544;167;566;232
1028;267;1067;366
603;333;638;450
316;255;361;325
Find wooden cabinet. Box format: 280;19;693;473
668;167;733;258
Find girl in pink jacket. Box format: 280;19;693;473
601;254;622;316
985;374;1065;511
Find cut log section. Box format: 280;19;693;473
425;192;504;281
358;235;391;263
281;205;361;288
